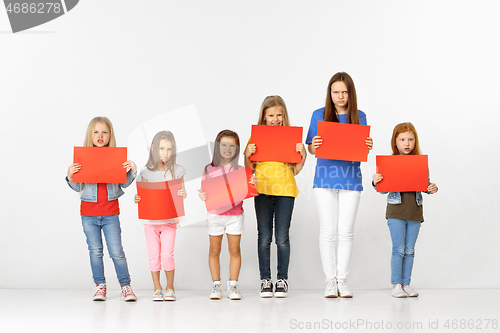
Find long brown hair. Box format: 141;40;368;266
145;131;179;179
83;116;116;147
204;130;240;176
390;122;422;155
323;72;359;124
257;95;291;126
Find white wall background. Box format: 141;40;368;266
1;0;499;291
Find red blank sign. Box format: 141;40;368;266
315;121;370;162
376;155;428;192
137;179;185;220
73;147;127;184
250;125;303;163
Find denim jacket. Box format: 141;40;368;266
65;170;136;202
372;179;432;206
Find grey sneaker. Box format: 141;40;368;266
274;279;288;298
260;279;273;298
227;281;242;300
210;281;222;300
392;284;407;298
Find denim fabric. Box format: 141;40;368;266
81;215;131;286
373;179;432;206
387;218;421;285
254;194;295;280
66;169;136;202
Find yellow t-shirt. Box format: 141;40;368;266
244;139;299;197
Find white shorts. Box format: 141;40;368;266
206;213;244;236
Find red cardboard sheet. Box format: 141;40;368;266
249;125;303;163
136;179;185;220
73;147;127;183
315;121;370;162
201;166;258;212
376;155;428;192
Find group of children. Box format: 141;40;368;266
66;72;438;302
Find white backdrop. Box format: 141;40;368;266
1;0;499;291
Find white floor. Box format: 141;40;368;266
1;289;499;333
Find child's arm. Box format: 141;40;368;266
122;160;138;188
307;136;322;155
244;143;256;172
366;137;373;151
134;176;147;203
178;176;187;199
198;189;207;201
372;173;388;194
292;143;307;176
426;182;438;194
66;163;83;192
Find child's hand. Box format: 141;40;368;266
249;175;257;186
427;183;438;193
373;173;383;185
245;143;256;158
67;163;81;182
123;160;137;174
178;188;187;199
311;136;323;149
197;189;207;201
366;137;373;150
134;194;141;203
296;143;306;157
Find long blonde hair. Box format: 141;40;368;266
145;131;179;179
257;95;291;126
83;117;116;147
391;122;422;155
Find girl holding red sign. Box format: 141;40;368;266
198;130;256;300
66;116;138;302
134;131;187;301
245;96;307;298
372;122;438;298
306;72;373;298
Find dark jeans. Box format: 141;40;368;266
254;194;295;280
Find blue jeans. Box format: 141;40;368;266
254;194;295;280
387;218;421;285
81;215;131;286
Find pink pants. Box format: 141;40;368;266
144;223;177;272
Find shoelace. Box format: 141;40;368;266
93;284;106;295
325;280;336;291
276;280;288;292
228;285;240;295
337;280;348;292
122;285;133;296
211;284;222;294
261;279;272;291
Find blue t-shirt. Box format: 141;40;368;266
305;107;367;191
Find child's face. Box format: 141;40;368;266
219;136;237;161
158;139;173;163
395;131;416;155
264;106;283;126
92;122;111;147
330;81;349;111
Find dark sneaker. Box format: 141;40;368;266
274;279;288;298
260;279;273;298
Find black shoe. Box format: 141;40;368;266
260;279;273;298
274;279;288;298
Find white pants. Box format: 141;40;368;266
315;188;361;281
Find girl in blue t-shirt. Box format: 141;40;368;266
306;72;373;298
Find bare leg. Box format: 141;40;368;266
165;269;175;291
227;234;241;281
208;235;223;281
151;271;162;290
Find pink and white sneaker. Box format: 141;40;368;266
93;283;107;301
121;285;138;302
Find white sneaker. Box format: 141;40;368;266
337;280;353;298
227;281;242;300
403;285;419;297
392;284;407;298
152;289;164;301
121;285;137;302
164;289;176;301
210;281;222;300
324;279;338;298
